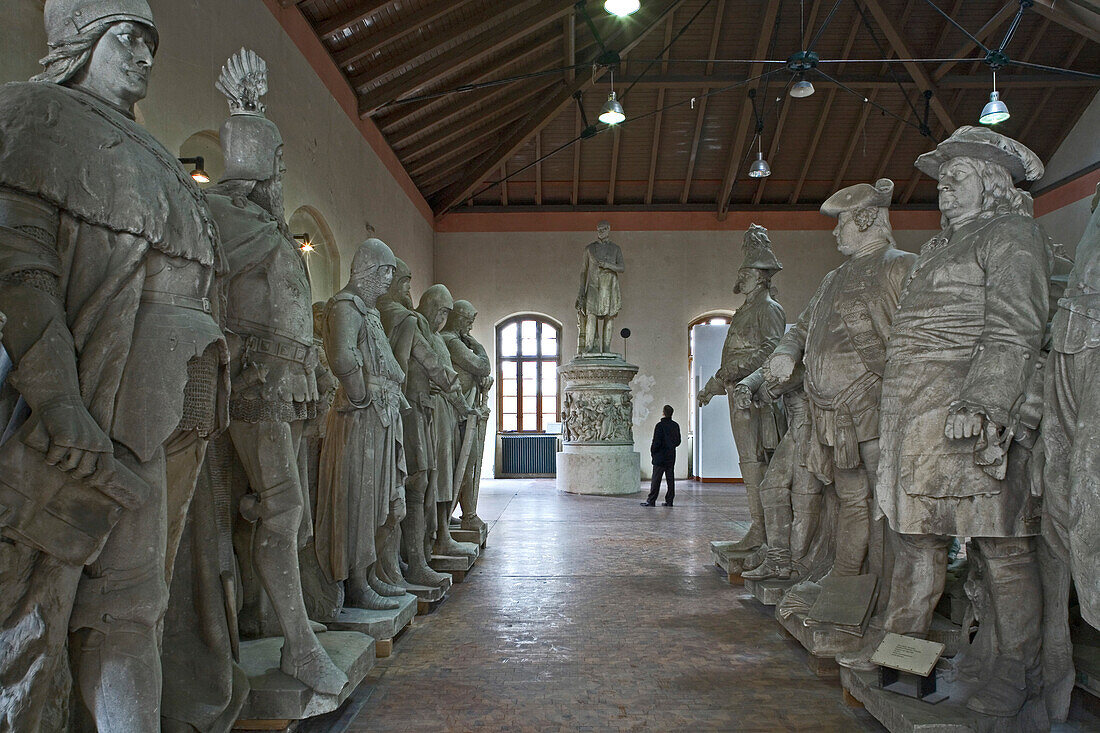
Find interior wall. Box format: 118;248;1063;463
436;227;938;480
0;0;435;298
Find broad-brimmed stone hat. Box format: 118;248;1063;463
821;179;894;218
915;126;1043;183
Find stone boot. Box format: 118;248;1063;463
743;547;793;580
368;565;407;598
790;493;822;564
966;659;1028;717
401;487;450;588
280;643;348;696
730;461;767;551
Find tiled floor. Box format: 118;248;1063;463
350;479;882;732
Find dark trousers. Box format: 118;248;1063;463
647;464;675;504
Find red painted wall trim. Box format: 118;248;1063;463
1035;167;1100;218
435;208;943;233
263;0;434;224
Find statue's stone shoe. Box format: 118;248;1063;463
280;644;348;696
346;585;400;611
367;570;407;598
434;535;478;558
742;548;792;580
965;669;1028;718
835;644;878;672
460;514;486;532
405;564;450;588
728;524;765;553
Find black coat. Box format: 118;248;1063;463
650;417;681;467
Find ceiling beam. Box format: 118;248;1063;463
333;0;474;69
1019;36;1087;140
1031;0;1100;45
715;0;783;218
405;105;538;177
859;0;956;133
608;127;622;205
830;89;880;192
434;0;688;216
872;106;910;182
536;132;544;206
933;2;1018;81
354;2;573;113
316;0;391;39
500;164;508;206
614;72;1098;89
681;0;727;205
572;104;583;205
645;15;677;205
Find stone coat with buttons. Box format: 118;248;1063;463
876;212;1050;537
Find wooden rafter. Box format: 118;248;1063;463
500;164;508;206
572;105;582;205
680;0;727;205
536;132;544;206
830;89;880;191
315;0;391;38
355;2;573;114
607;127;622;205
433;0;688;215
715;0;782;217
406;105;540;177
1031;0;1100;45
789;16;862;205
1019;36;1087;140
860;0;956;133
333;0;475;69
610;73;1099;89
872;105;911;181
933;2;1017;81
644;15;676;205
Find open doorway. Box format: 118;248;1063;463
688;314;740;481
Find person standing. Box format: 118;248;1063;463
642;405;681;507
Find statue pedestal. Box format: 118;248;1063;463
710;540;756;584
555;354;641;496
236;630;374;723
745;576;799;606
327;594;417;658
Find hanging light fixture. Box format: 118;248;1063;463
748;146;771;178
179;156;210;184
979;71;1010;125
598;68;625;125
789;76;815;98
604;0;641;17
746;89;771;178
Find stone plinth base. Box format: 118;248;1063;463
236;631;374;722
710;540;758;584
431;545;478;582
450;520;489;548
556;444;641;495
840;666;1052;733
405;576;450;603
745;577;799;606
327;594;417;657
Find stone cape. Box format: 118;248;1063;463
378;299;436;474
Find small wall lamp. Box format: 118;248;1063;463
178;156;210;184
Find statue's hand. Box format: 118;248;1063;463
944;405;985;440
731;385;754;410
767;353;796;383
697;389;712;407
36;394;113;478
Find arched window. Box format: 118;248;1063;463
497;315;561;433
288;205;341;303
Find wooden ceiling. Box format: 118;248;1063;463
289;0;1100;217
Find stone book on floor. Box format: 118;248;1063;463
805;574;879;637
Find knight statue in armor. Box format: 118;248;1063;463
838;127;1049;721
314;239;410;610
697;225;786;552
417;285;478;559
0;2;231;729
186;48;345;698
378;260;461;588
766;180;916;581
442;300;493;533
576;220;625;354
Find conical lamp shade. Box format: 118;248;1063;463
599;92;626;125
748;151;771;178
790;79;815;98
604;0;641;16
979;91;1010;125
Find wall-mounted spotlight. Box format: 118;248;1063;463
179;156;210;184
605;0;640;17
293;233;315;252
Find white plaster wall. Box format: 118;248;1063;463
1040;197;1096;256
436;227;936;480
1039;91;1100;188
0;0;435;296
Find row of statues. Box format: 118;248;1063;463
0;3;492;731
703;126;1099;726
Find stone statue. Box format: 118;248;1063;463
378;260;457;588
416;285;477;558
766;180;916;580
839;127;1048;720
1040;183;1100;721
442;300;493;533
314;239;408;610
697;225;786;551
737;361;827;582
0;2;230;728
576;220;624;354
201;48;345;695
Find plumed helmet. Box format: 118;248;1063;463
739;224;783;272
821;178;894;218
351;238;397;274
446;299;477;330
417;284;454;324
44;0;157;48
217;49;283;182
915;126;1043;183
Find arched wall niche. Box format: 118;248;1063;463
178;130;223;189
289;205;341;303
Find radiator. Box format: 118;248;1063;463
500;435;558;476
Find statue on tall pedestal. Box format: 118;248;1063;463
839;127;1048;721
765;180;916;581
314;239;408;610
0;2;230;728
576;220;624;354
442;300;493;533
698;225;786;552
